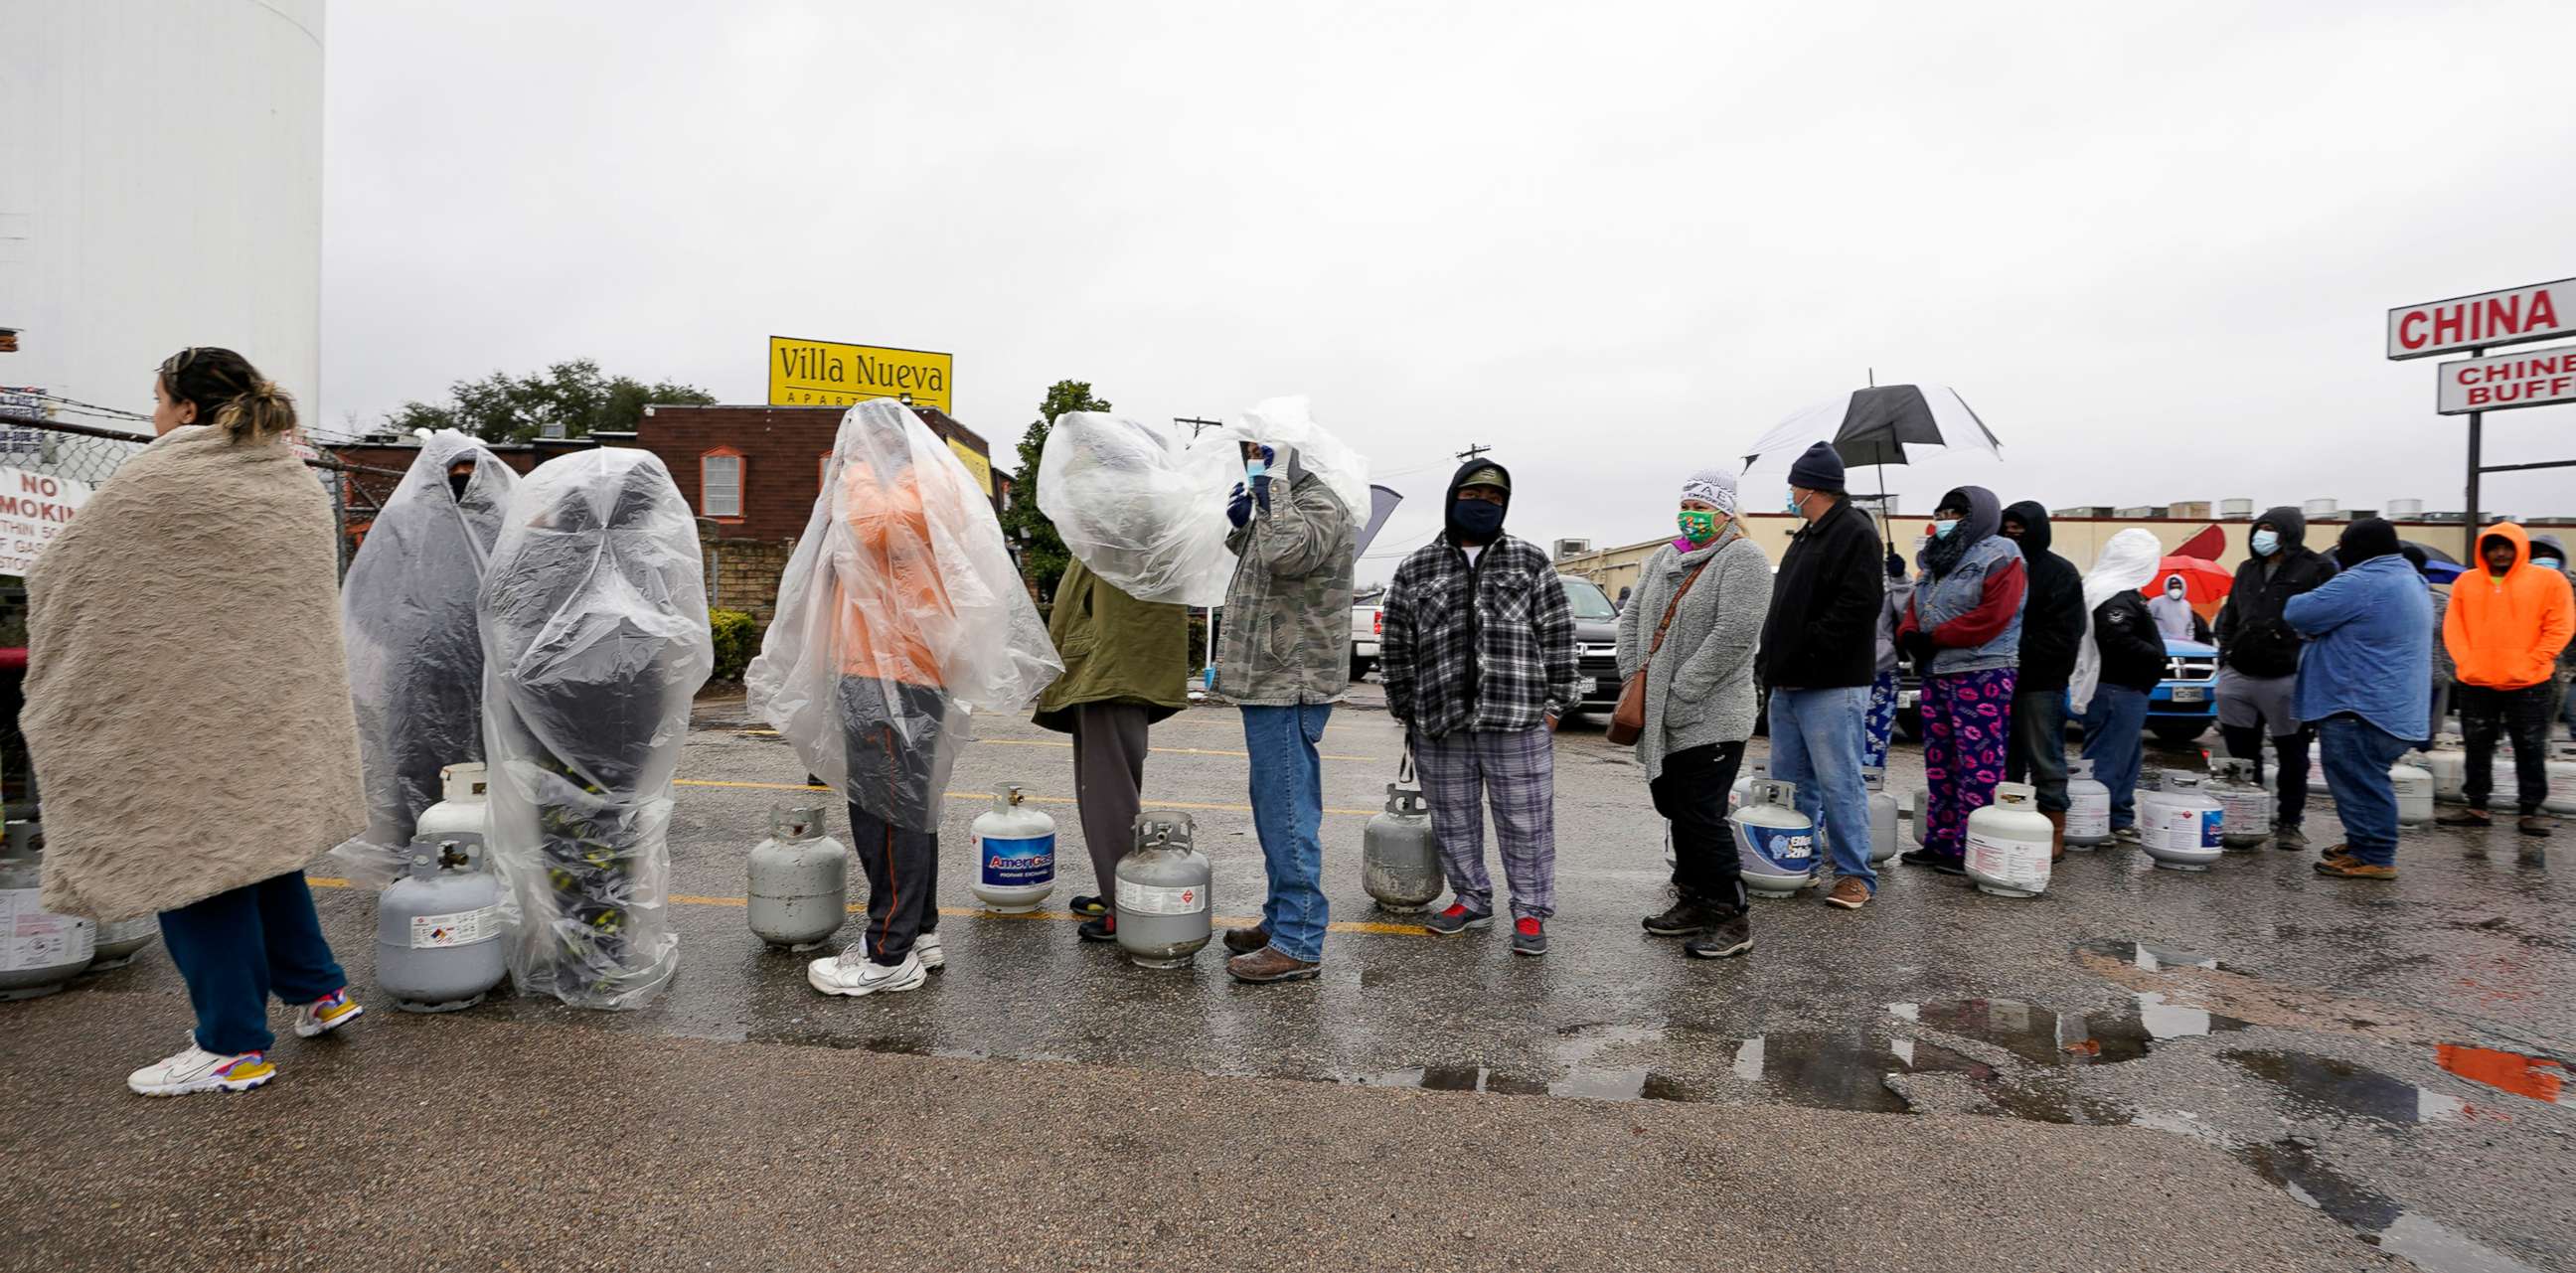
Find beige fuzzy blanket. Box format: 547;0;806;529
23;425;364;921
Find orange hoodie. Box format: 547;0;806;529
831;459;955;688
2444;522;2575;690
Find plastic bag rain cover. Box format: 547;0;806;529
1037;412;1240;607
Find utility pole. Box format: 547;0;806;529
1456;443;1492;463
1176;416;1221;438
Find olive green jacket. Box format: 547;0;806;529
1033;557;1189;732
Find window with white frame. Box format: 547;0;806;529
702;452;743;518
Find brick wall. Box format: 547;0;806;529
631;403;1003;542
703;537;796;624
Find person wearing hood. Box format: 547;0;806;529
2437;523;2575;839
2212;506;2336;850
1216;439;1358;983
2532;534;2576;739
2149;574;2211;642
1384;460;1579;957
1866;550;1909;772
1895;486;2027;875
2000;502;2085;855
2072;530;2168;840
1617;468;1771;958
2282;520;2432;878
1755;444;1887;908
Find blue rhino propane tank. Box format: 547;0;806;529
970;785;1056;914
2138;770;2223;872
376;836;507;1013
1730;778;1819;898
747;804;849;950
1727;759;1769;815
1116;811;1211;969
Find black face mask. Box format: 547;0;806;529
448;472;473;503
1452;498;1506;542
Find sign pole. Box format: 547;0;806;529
2464;343;2484;538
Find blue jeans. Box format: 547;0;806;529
1766;687;1875;889
1242;704;1332;962
2317;714;2412;867
2079;685;2151;830
158;872;347;1055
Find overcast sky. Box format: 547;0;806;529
321;1;2576;576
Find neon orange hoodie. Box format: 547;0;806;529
2444;523;2575;690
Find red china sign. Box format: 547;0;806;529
2386;277;2574;360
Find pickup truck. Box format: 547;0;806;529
1351;593;1383;680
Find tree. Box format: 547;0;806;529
999;379;1110;600
384;359;718;443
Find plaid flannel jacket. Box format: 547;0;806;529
1381;533;1579;738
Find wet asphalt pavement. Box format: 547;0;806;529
4;684;2571;1272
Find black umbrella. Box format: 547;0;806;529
1742;384;2002;472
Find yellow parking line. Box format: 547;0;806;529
672;777;1377;818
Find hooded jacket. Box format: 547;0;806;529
2214;506;2335;678
1382;460;1579;736
2072;528;2167;712
2002;501;2085;692
1900;486;2027;677
2533;534;2576;677
2443;523;2576;691
1756;493;1885;690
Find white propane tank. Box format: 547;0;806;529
375;837;508;1013
2547;745;2576;815
2207;757;2272;849
746;804;850;950
969;785;1057;914
1727;760;1770;815
2064;759;2112;850
2421;736;2468;804
1906;788;1931;850
1363;784;1444;912
1864;767;1899;865
2138;770;2224;872
1730;778;1820;898
1116;811;1211;969
413;761;491;855
0;825;95;1001
1964;782;2054;898
88;916;159;972
2391;756;2436;827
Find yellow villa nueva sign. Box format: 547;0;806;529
767;336;953;412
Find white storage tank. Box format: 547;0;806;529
2303;498;2339;520
2386;498;2425;519
2220;499;2255;519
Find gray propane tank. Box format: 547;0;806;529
1905;787;1931;850
1964;782;2054;898
747;804;849;950
1115;811;1210;969
1863;766;1899;865
375;836;507;1013
2064;759;2111;850
968;785;1057;913
0;824;95;1001
88;915;159;972
1730;778;1820;898
2207;757;2272;849
1362;781;1443;913
413;761;491;853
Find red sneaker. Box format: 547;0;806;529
1422;902;1493;936
1512;917;1548;957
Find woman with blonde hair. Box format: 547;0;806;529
24;348;368;1095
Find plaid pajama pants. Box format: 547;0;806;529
1412;725;1557;920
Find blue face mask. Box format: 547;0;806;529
1932;519;1961;540
1786;490;1806;516
2251;530;2279;557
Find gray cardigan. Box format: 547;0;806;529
1615;533;1774;781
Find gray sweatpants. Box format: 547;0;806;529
1068;702;1151;895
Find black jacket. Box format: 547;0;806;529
1757;496;1884;691
2093;592;2167;694
2214;505;2337;678
2004;501;2086;692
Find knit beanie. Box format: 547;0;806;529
1787;442;1846;493
1680;467;1739;518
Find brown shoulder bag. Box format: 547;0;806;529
1606;557;1716;746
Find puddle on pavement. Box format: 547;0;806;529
2434;1043;2566;1105
2074;939;2225;972
2241;1139;2544;1273
1890;995;2247;1065
2223;1050;2468;1125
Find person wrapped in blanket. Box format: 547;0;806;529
479;449;713;1011
745;399;1060;999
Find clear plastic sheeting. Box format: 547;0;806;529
479;449;712;1011
331;430;518;887
1188;396;1371;530
1037;412;1239;607
2070;528;2165;716
746;400;1060;831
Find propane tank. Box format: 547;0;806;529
1906;788;1931;850
2064;759;2111;850
1115;811;1210;969
1863;767;1899;865
968;785;1057;914
1362;784;1443;912
2546;745;2576;815
0;826;95;1001
87;916;159;972
1726;760;1770;815
1964;782;2054;898
2138;770;2224;872
2390;756;2435;827
414;761;491;856
2207;757;2272;849
1730;778;1820;898
375;836;507;1013
747;804;849;950
2421;736;2468;804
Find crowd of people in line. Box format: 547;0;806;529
22;358;2576;1093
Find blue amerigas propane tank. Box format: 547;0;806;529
1363;784;1443;912
376;835;508;1013
1730;778;1820;898
1965;782;2054;898
970;785;1056;914
747;804;849;950
1115;811;1211;969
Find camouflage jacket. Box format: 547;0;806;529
1217;471;1357;706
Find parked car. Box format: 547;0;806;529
1559;574;1623;714
1351;590;1383;680
1891;636;2218;744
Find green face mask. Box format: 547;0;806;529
1678;509;1719;544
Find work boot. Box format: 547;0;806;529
1642;895;1716;937
1685;908;1752;960
2314;856;2396;880
1824;876;1871;910
2518;814;2556;839
2439;807;2493;829
2273;824;2308;851
2043;810;2067;863
1226;947;1321;984
1221;924;1269;955
1076;915;1117;943
1898;848;1965;875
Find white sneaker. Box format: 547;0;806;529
129;1043;275;1096
913;932;945;971
293;988;365;1038
807;951;927;997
